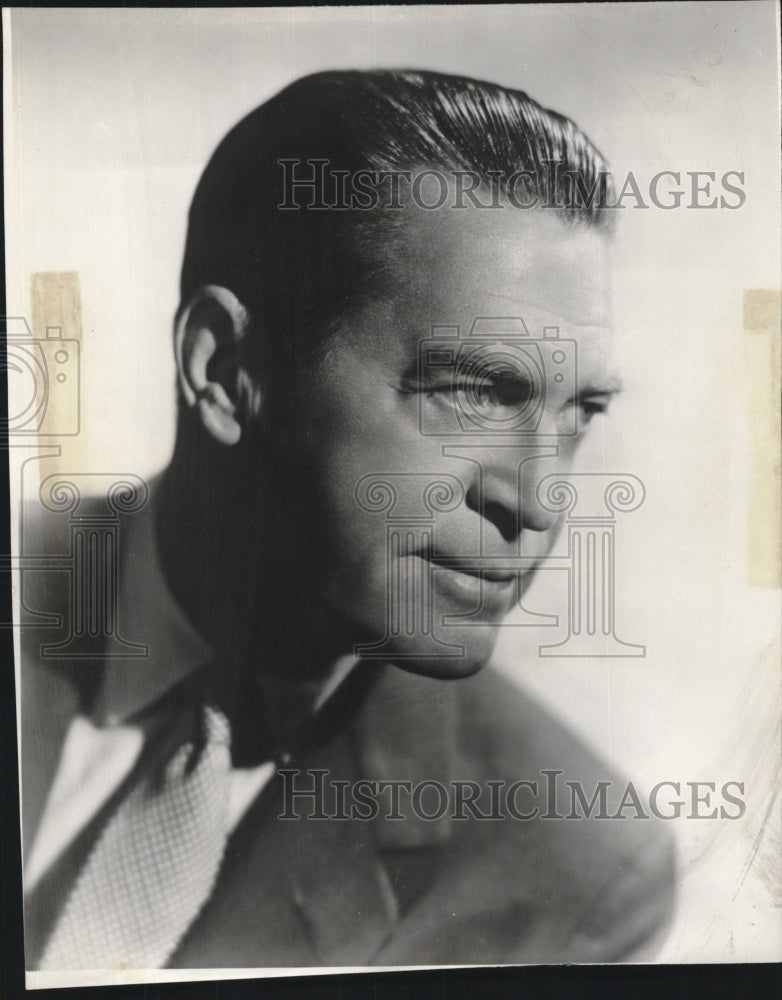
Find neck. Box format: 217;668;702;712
155;435;357;693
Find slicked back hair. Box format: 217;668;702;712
179;70;614;405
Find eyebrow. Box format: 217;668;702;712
577;373;624;396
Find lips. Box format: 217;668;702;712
426;555;516;583
406;547;518;616
416;543;521;583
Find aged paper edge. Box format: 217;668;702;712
744;289;781;588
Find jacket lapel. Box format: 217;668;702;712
170;723;399;968
173;664;462;967
353;663;459;849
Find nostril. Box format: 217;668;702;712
480;500;520;543
465;482;521;543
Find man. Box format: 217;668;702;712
20;70;675;970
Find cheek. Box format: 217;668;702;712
522;512;568;576
300;421;424;599
304;389;442;528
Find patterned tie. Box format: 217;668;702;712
39;703;231;970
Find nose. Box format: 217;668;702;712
465;446;562;541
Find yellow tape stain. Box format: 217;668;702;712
744;289;781;588
29;272;83;470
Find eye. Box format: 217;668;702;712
580;398;609;421
563;394;612;434
466;371;535;410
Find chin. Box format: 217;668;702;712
374;625;501;681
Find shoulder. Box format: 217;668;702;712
399;665;677;962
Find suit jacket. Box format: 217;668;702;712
19;492;676;969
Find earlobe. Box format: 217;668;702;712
196;383;242;446
174;285;258;446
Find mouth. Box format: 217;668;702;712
426;556;516;583
417;543;526;582
413;548;520;611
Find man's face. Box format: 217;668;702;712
278;205;619;678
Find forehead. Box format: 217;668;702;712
399;203;611;325
335;205;614;368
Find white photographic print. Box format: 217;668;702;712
3;4;780;988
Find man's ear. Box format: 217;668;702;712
174;285;262;446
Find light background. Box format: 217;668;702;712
6;3;781;968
